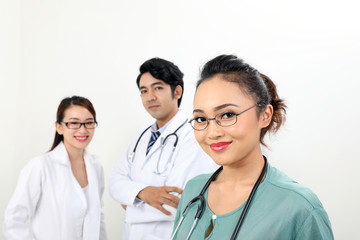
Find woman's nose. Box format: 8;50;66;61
206;119;223;139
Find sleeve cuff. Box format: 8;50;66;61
133;196;145;206
129;184;148;207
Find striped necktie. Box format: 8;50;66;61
146;131;160;155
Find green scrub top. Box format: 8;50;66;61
172;163;334;240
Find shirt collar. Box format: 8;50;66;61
150;110;180;134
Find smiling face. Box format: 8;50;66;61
139;72;182;128
56;105;95;153
193;75;273;167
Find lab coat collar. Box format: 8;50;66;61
160;109;188;135
49;142;100;208
146;110;188;157
49;141;95;167
154;109;188;134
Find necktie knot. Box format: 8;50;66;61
146;131;160;155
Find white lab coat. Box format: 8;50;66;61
109;110;215;240
4;142;107;240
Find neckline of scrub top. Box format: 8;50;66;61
204;163;272;218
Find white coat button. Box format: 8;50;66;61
212;214;217;220
80;208;86;214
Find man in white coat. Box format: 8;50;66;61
109;58;214;240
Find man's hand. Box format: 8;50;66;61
137;186;183;215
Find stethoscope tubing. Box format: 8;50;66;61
171;157;268;240
170;168;222;240
128;125;151;162
129;119;188;174
230;157;268;239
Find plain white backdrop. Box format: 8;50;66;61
1;0;359;239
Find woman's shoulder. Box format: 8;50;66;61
18;152;51;178
264;165;333;239
188;172;213;184
266;165;324;209
183;173;213;193
30;149;55;165
178;173;213;206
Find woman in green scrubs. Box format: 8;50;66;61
172;55;334;240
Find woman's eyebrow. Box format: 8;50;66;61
67;117;94;121
213;103;239;112
193;103;239;114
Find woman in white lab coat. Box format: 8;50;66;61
4;96;107;240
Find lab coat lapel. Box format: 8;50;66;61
50;142;87;207
49;142;71;166
84;153;100;205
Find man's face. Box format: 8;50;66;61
139;72;182;128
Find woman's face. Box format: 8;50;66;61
56;105;95;153
193;76;272;167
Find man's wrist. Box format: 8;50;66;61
134;196;144;205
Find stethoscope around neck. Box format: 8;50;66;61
171;156;268;240
128;119;188;175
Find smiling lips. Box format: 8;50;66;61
74;136;88;142
210;141;231;152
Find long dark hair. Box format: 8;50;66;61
197;54;287;146
50;96;96;151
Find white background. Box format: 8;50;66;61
1;0;359;239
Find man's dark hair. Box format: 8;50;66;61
136;57;184;107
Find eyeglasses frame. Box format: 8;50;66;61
189;103;262;131
60;121;98;129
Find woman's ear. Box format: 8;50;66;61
55;122;63;135
260;104;273;128
174;85;183;99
